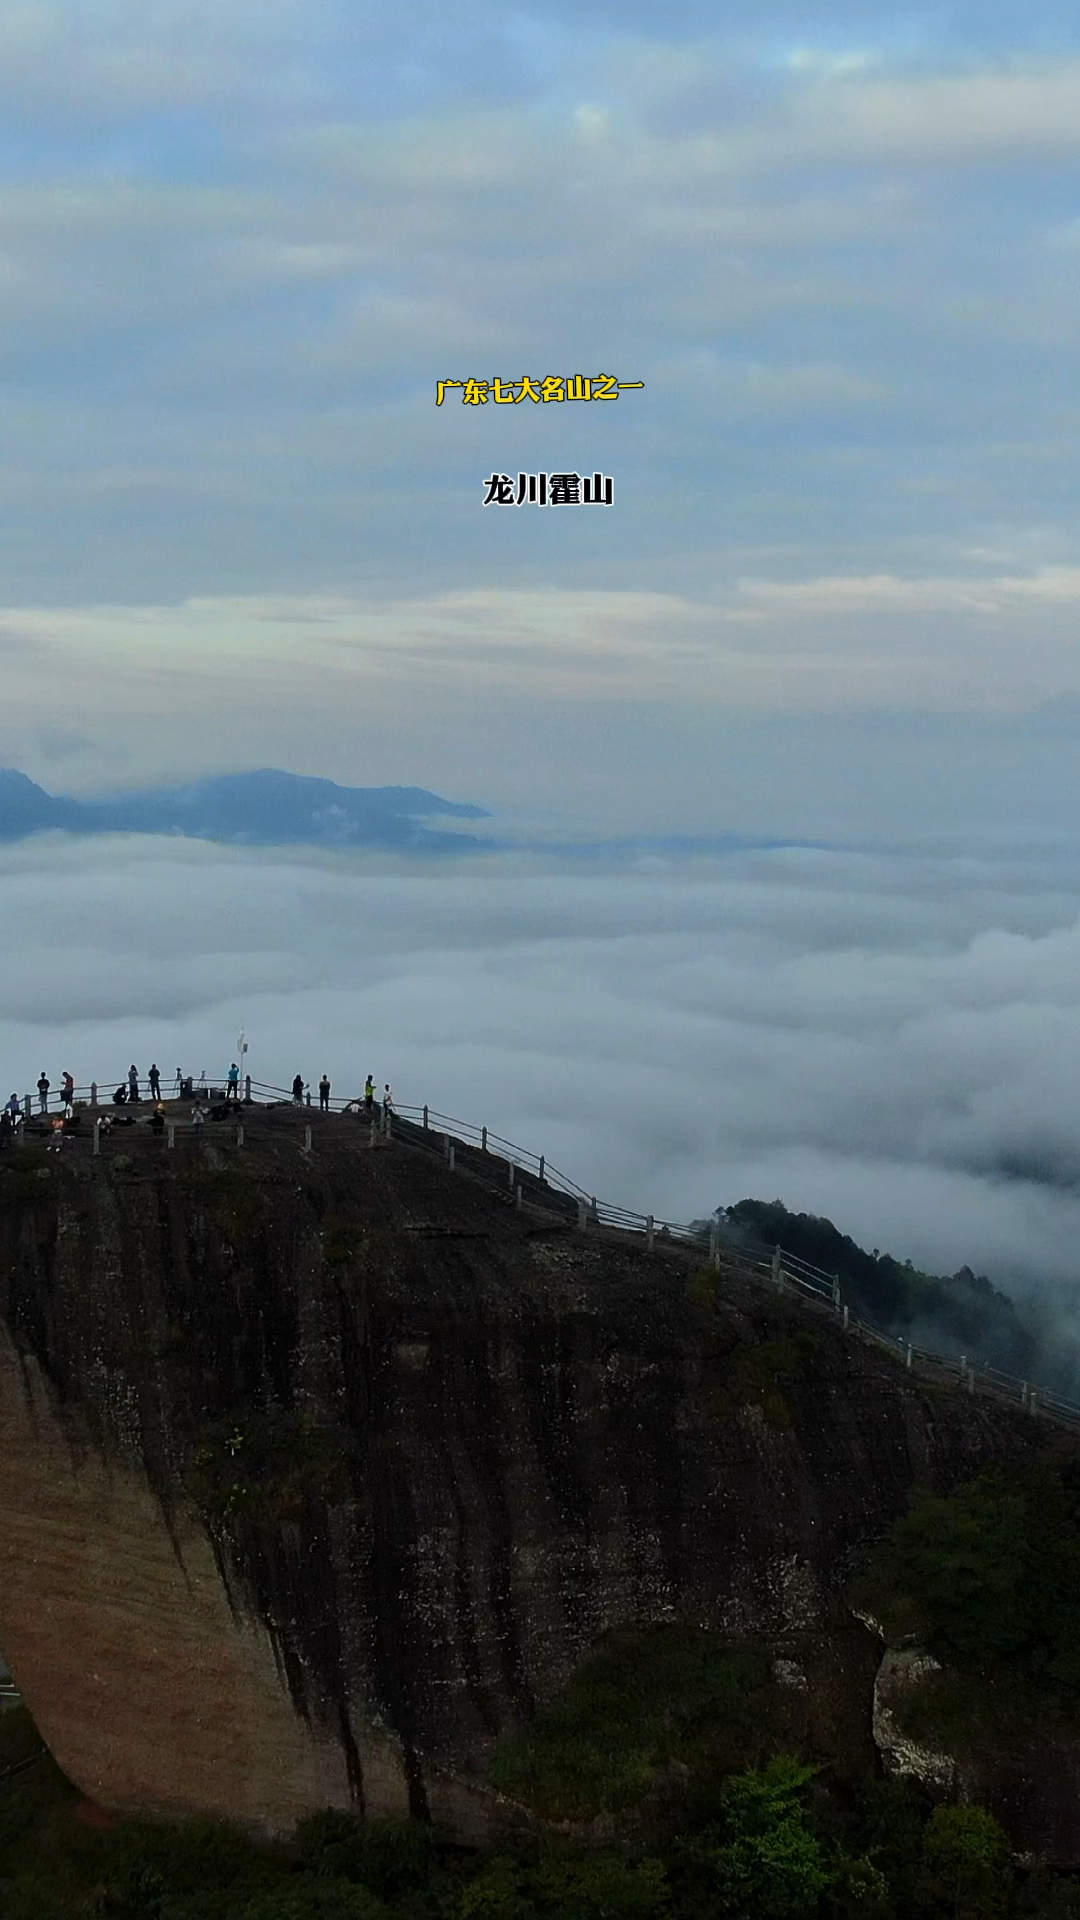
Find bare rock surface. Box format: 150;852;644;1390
0;1107;1060;1840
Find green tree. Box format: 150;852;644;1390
676;1757;830;1920
853;1464;1080;1691
916;1805;1012;1920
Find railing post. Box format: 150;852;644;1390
577;1200;587;1230
89;1082;98;1109
236;1125;244;1147
842;1302;849;1330
905;1342;913;1371
304;1124;312;1151
1021;1381;1028;1409
23;1095;30;1121
481;1126;487;1152
968;1367;975;1395
92;1119;101;1156
538;1155;545;1183
590;1195;598;1223
369;1120;377;1148
960;1355;967;1380
508;1159;515;1187
423;1105;429;1130
646;1214;655;1250
1030;1389;1038;1413
167;1124;175;1149
772;1245;781;1288
306;1088;312;1107
515;1183;523;1210
832;1275;841;1309
443;1133;450;1161
448;1142;455;1170
244;1074;251;1103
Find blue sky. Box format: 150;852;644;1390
1;1;1080;835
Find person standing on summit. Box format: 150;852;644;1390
61;1070;74;1107
128;1064;140;1104
226;1063;240;1101
148;1064;161;1102
292;1074;304;1104
36;1072;49;1113
318;1074;331;1112
364;1075;375;1114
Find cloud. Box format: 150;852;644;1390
4;836;1080;1326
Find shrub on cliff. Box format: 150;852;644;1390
186;1408;350;1526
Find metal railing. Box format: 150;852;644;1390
0;1748;45;1793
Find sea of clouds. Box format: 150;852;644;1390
4;832;1080;1323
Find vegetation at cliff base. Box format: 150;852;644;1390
2;1731;1076;1919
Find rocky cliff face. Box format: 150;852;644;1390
0;1110;1058;1843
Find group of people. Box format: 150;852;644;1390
28;1064;247;1114
33;1069;77;1115
296;1073;393;1116
110;1064;166;1106
2;1065;397;1153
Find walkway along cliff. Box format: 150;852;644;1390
0;1103;1072;1847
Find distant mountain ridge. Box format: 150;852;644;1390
716;1196;1037;1379
0;768;492;853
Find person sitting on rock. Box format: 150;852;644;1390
113;1084;128;1106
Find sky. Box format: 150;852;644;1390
0;1;1079;825
3;2;1080;1313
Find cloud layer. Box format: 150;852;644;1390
5;835;1080;1316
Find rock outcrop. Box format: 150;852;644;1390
0;1109;1062;1841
